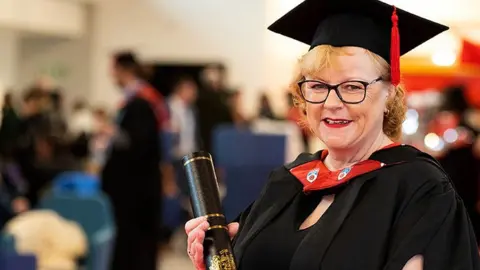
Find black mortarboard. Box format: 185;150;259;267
267;0;449;85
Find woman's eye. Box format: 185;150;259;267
343;83;363;91
309;83;328;90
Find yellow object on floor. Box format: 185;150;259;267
4;210;87;270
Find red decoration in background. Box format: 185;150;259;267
460;39;480;66
401;39;480;108
403;74;480;108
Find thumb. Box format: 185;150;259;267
227;222;240;239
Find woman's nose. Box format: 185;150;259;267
323;90;343;109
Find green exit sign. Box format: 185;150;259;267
40;64;69;79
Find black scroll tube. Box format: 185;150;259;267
183;151;237;270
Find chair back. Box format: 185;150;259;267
212;125;286;220
39;192;115;270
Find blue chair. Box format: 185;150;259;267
39;192;116;270
212;125;285;167
0;253;36;270
0;233;36;270
212;125;286;221
0;233;15;253
52;171;100;197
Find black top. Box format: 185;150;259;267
241;191;326;269
232;145;480;270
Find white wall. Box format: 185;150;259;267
90;0;268;115
0;0;86;38
263;0;309;116
92;0;480;116
0;29;20;91
16;6;93;115
12;0;480;117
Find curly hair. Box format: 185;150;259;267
288;45;406;141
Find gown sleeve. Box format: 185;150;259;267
230;202;254;246
383;176;480;270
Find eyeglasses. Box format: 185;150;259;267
297;77;383;104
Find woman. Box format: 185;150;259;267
186;0;480;269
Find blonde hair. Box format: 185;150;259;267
288;45;406;141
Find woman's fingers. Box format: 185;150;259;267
227;222;240;239
186;218;240;269
193;240;206;270
186;217;210;270
185;216;207;234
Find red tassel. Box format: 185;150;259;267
390;6;400;86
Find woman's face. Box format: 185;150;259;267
305;47;391;151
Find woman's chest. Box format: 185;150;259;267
237;184;402;270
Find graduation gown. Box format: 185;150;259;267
232;145;480;270
438;144;480;244
101;96;161;270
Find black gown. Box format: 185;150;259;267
438;121;480;244
438;144;480;244
232;145;480;270
101;97;161;270
241;190;326;269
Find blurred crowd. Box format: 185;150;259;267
0;51;311;270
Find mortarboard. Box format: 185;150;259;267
267;0;449;86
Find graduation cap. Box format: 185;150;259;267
267;0;449;86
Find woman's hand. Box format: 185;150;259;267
185;216;239;270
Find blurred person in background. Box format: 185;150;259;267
47;89;68;138
99;51;165;270
32;76;67;138
16;87;79;207
228;90;249;127
69;100;95;160
0;92;21;157
92;107;110;133
85;107;111;174
200;64;229;95
196;64;234;153
168;76;200;205
15;88;52;206
258;92;277;120
0;89;30;229
435;85;480;245
69;100;94;137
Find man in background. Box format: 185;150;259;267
100;51;166;270
167;76;199;215
196;64;233;153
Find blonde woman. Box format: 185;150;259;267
186;0;480;269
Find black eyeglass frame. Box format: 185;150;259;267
297;77;383;104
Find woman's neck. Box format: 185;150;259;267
324;132;392;171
